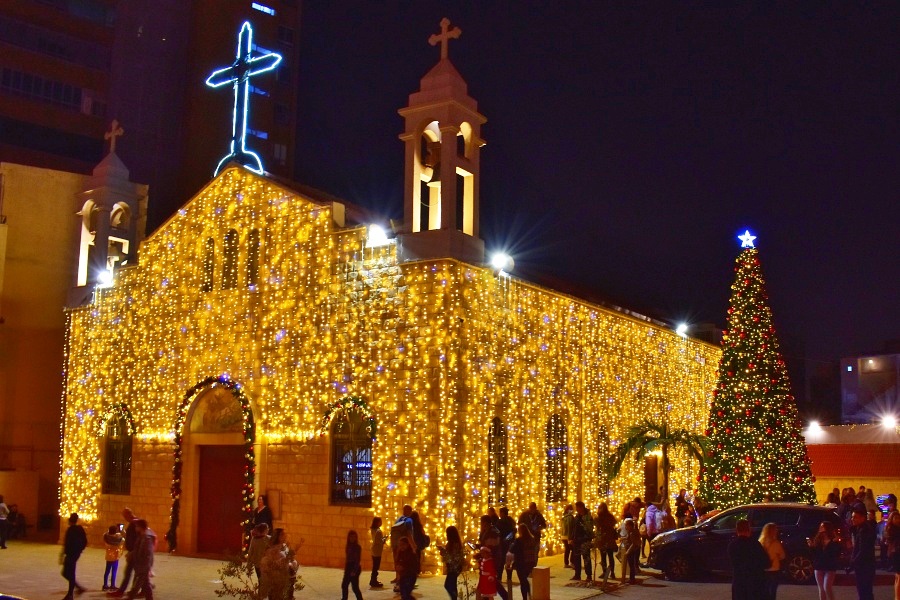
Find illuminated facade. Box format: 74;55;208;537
59;20;720;567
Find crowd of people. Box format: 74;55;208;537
2;483;895;600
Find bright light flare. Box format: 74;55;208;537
490;253;514;273
807;420;822;434
676;323;688;337
96;269;114;287
883;415;898;430
366;224;391;248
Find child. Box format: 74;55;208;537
341;530;364;600
369;517;385;588
478;545;498;599
248;523;270;581
394;536;418;600
102;524;124;590
621;518;641;584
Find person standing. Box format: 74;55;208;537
248;523;270;581
882;509;900;600
560;504;575;568
759;523;785;600
411;511;430;574
341;530;364;600
260;528;299;600
126;519;155;600
252;495;273;531
518;503;547;546
620;518;641;585
595;502;618;580
508;524;538;600
0;495;9;549
479;515;509;600
109;507;139;597
850;507;877;600
727;519;768;600
439;526;465;600
102;524;124;590
368;517;385;588
390;505;414;590
496;507;517;586
809;521;841;600
394;537;418;600
62;513;88;600
477;546;498;600
571;501;593;581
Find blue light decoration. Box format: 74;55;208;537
738;229;757;248
206;21;282;176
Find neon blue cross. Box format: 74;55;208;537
206;21;282;176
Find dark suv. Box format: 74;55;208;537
648;503;849;584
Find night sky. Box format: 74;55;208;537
287;3;898;394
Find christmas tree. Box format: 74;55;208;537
699;231;817;508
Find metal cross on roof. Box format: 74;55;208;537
206;21;282;176
104;119;124;154
428;18;461;60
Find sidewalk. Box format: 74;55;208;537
0;539;630;600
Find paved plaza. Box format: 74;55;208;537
0;538;895;599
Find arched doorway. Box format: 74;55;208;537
178;383;255;556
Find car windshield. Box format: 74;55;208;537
710;508;750;531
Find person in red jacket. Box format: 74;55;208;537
478;545;498;599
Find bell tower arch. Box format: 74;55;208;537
397;18;487;264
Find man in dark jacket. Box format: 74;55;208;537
727;519;768;600
62;513;87;599
126;519;156;600
850;508;876;600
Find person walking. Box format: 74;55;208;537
260;528;299;600
508;524;538;600
727;519;768;600
126;519;155;600
102;524;124;590
809;521;841;600
851;507;877;600
368;517;385;588
595;502;618;580
759;522;785;600
340;530;364;600
390;505;414;591
62;513;88;599
439;526;465;600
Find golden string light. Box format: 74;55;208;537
61;167;720;562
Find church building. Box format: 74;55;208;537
59;20;720;568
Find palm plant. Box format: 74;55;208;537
606;418;708;502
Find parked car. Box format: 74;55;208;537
648;503;849;584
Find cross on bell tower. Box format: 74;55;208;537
397;18;487;264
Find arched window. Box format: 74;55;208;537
103;415;132;495
597;426;611;497
545;414;567;503
222;229;238;289
330;411;373;506
201;237;215;292
488;417;508;505
247;229;260;287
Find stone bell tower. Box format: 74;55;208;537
69;120;148;306
397;18;487;264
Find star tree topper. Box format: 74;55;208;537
206;21;282;176
738;229;757;248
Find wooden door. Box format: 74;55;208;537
197;445;245;555
644;455;659;503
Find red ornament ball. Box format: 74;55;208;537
767;475;775;482
714;484;721;490
722;475;730;482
